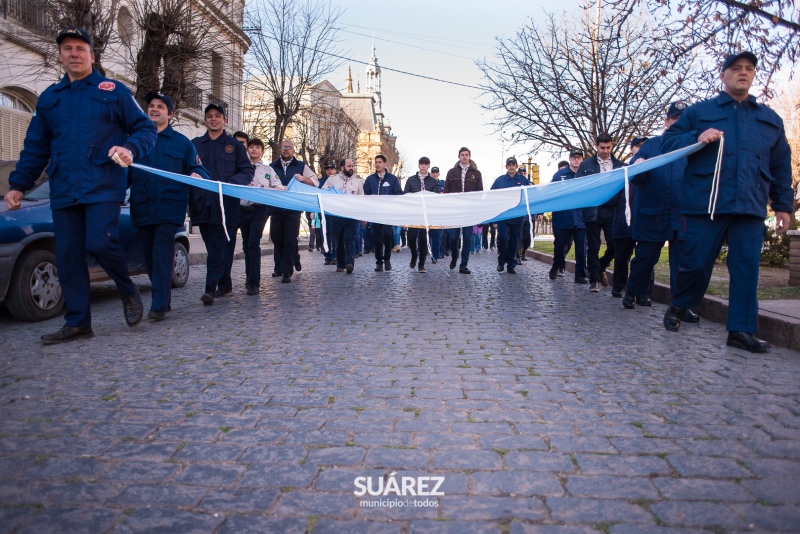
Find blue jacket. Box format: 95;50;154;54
491;172;530;224
575;154;625;222
550;167;584;230
363;172;403;196
9;70;157;209
661;91;793;218
190;130;253;225
129;125;209;227
630;134;685;241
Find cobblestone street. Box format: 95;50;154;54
1;248;799;533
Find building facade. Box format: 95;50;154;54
0;0;250;160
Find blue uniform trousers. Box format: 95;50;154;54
407;228;429;267
673;215;763;332
52;202;137;327
628;233;682;298
497;221;523;269
612;237;636;294
239;205;269;287
552;227;587;280
429;229;441;260
355;223;363;255
331;217;358;268
271;209;302;275
198;223;236;293
372;223;395;265
448;226;473;268
137;223;178;313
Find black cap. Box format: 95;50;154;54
323;162;336;169
569;148;584;157
518;166;527;173
145;91;174;113
56;27;92;47
505;157;518;165
204;103;227;119
630;136;649;148
667;100;688;118
722;51;757;71
431;166;440;173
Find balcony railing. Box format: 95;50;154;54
206;93;228;115
3;0;55;37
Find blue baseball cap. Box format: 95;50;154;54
204;103;227;119
630;137;648;149
145;91;174;113
722;52;757;71
667;100;688;118
57;27;92;47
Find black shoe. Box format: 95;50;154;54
201;291;214;305
497;264;504;272
599;272;609;287
683;309;700;323
611;288;623;298
507;267;517;274
450;257;457;269
575;277;589;284
589;281;600;292
459;267;471;274
122;289;143;327
385;260;392;271
282;274;291;283
663;306;684;332
214;287;232;298
636;295;652;306
445;252;450;257
307;247;313;252
148;309;167;321
727;331;770;353
272;272;283;277
375;264;384;272
246;286;259;296
356;253;363;257
622;292;636;309
410;256;417;269
418;266;427;273
557;269;565;278
41;326;94;345
521;256;528;261
549;268;557;280
346;264;354;274
295;259;302;272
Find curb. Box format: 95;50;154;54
526;250;800;351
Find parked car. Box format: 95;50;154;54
0;161;190;322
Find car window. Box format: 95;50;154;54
0;160;49;199
24;180;50;200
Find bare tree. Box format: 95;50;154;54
477;5;715;160
608;0;800;96
770;79;800;214
243;0;345;161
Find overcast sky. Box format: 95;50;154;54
326;0;580;184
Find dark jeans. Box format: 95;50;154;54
137;223;178;313
331;217;358;268
585;219;615;282
482;224;497;249
240;205;269;287
372;222;395;264
198;223;237;294
400;226;407;247
519;219;532;258
552;227;586;279
628;233;683;297
497;221;523;269
271;209;302;275
612;237;635;293
52;202;137;327
324;216;336;261
448;226;473;268
408;228;429;267
429;229;441;260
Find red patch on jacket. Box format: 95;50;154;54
225;145;234;154
98;81;115;91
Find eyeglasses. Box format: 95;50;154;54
280;146;293;150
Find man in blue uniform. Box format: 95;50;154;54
6;27;156;343
623;101;698;326
129;92;208;320
491;157;530;274
270;140;318;283
191;104;254;303
576;133;624;292
363;154;403;271
661;52;794;352
549;149;588;283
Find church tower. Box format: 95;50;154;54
365;42;383;128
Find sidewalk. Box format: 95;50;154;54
526;249;800;351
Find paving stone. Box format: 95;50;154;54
0;506;40;531
306;446;366;466
665;454;753;478
508;525;596;534
198;487;279;511
364;447;431;468
546;496;653;523
731;503;800;531
410;519;503;533
574;454;672;476
217;515;307;534
25;482;120;504
504;451;575;472
312;518;402;533
650;501;745;529
549;435;618;454
652;477;756;502
565;475;659;499
437;496;547;521
433;449;503;469
114;507;223;533
174;463;244;486
238;445;308;465
109;483;207;506
15;506;120;534
470;471;564;497
173;443;245;461
273;490;357;517
17;457;106;481
238;463;319;489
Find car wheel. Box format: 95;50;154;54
5;248;65;322
171;241;189;288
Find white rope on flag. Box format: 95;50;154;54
318;194;329;253
708;135;725;221
523;186;535;250
624;166;631;226
219;181;230;242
